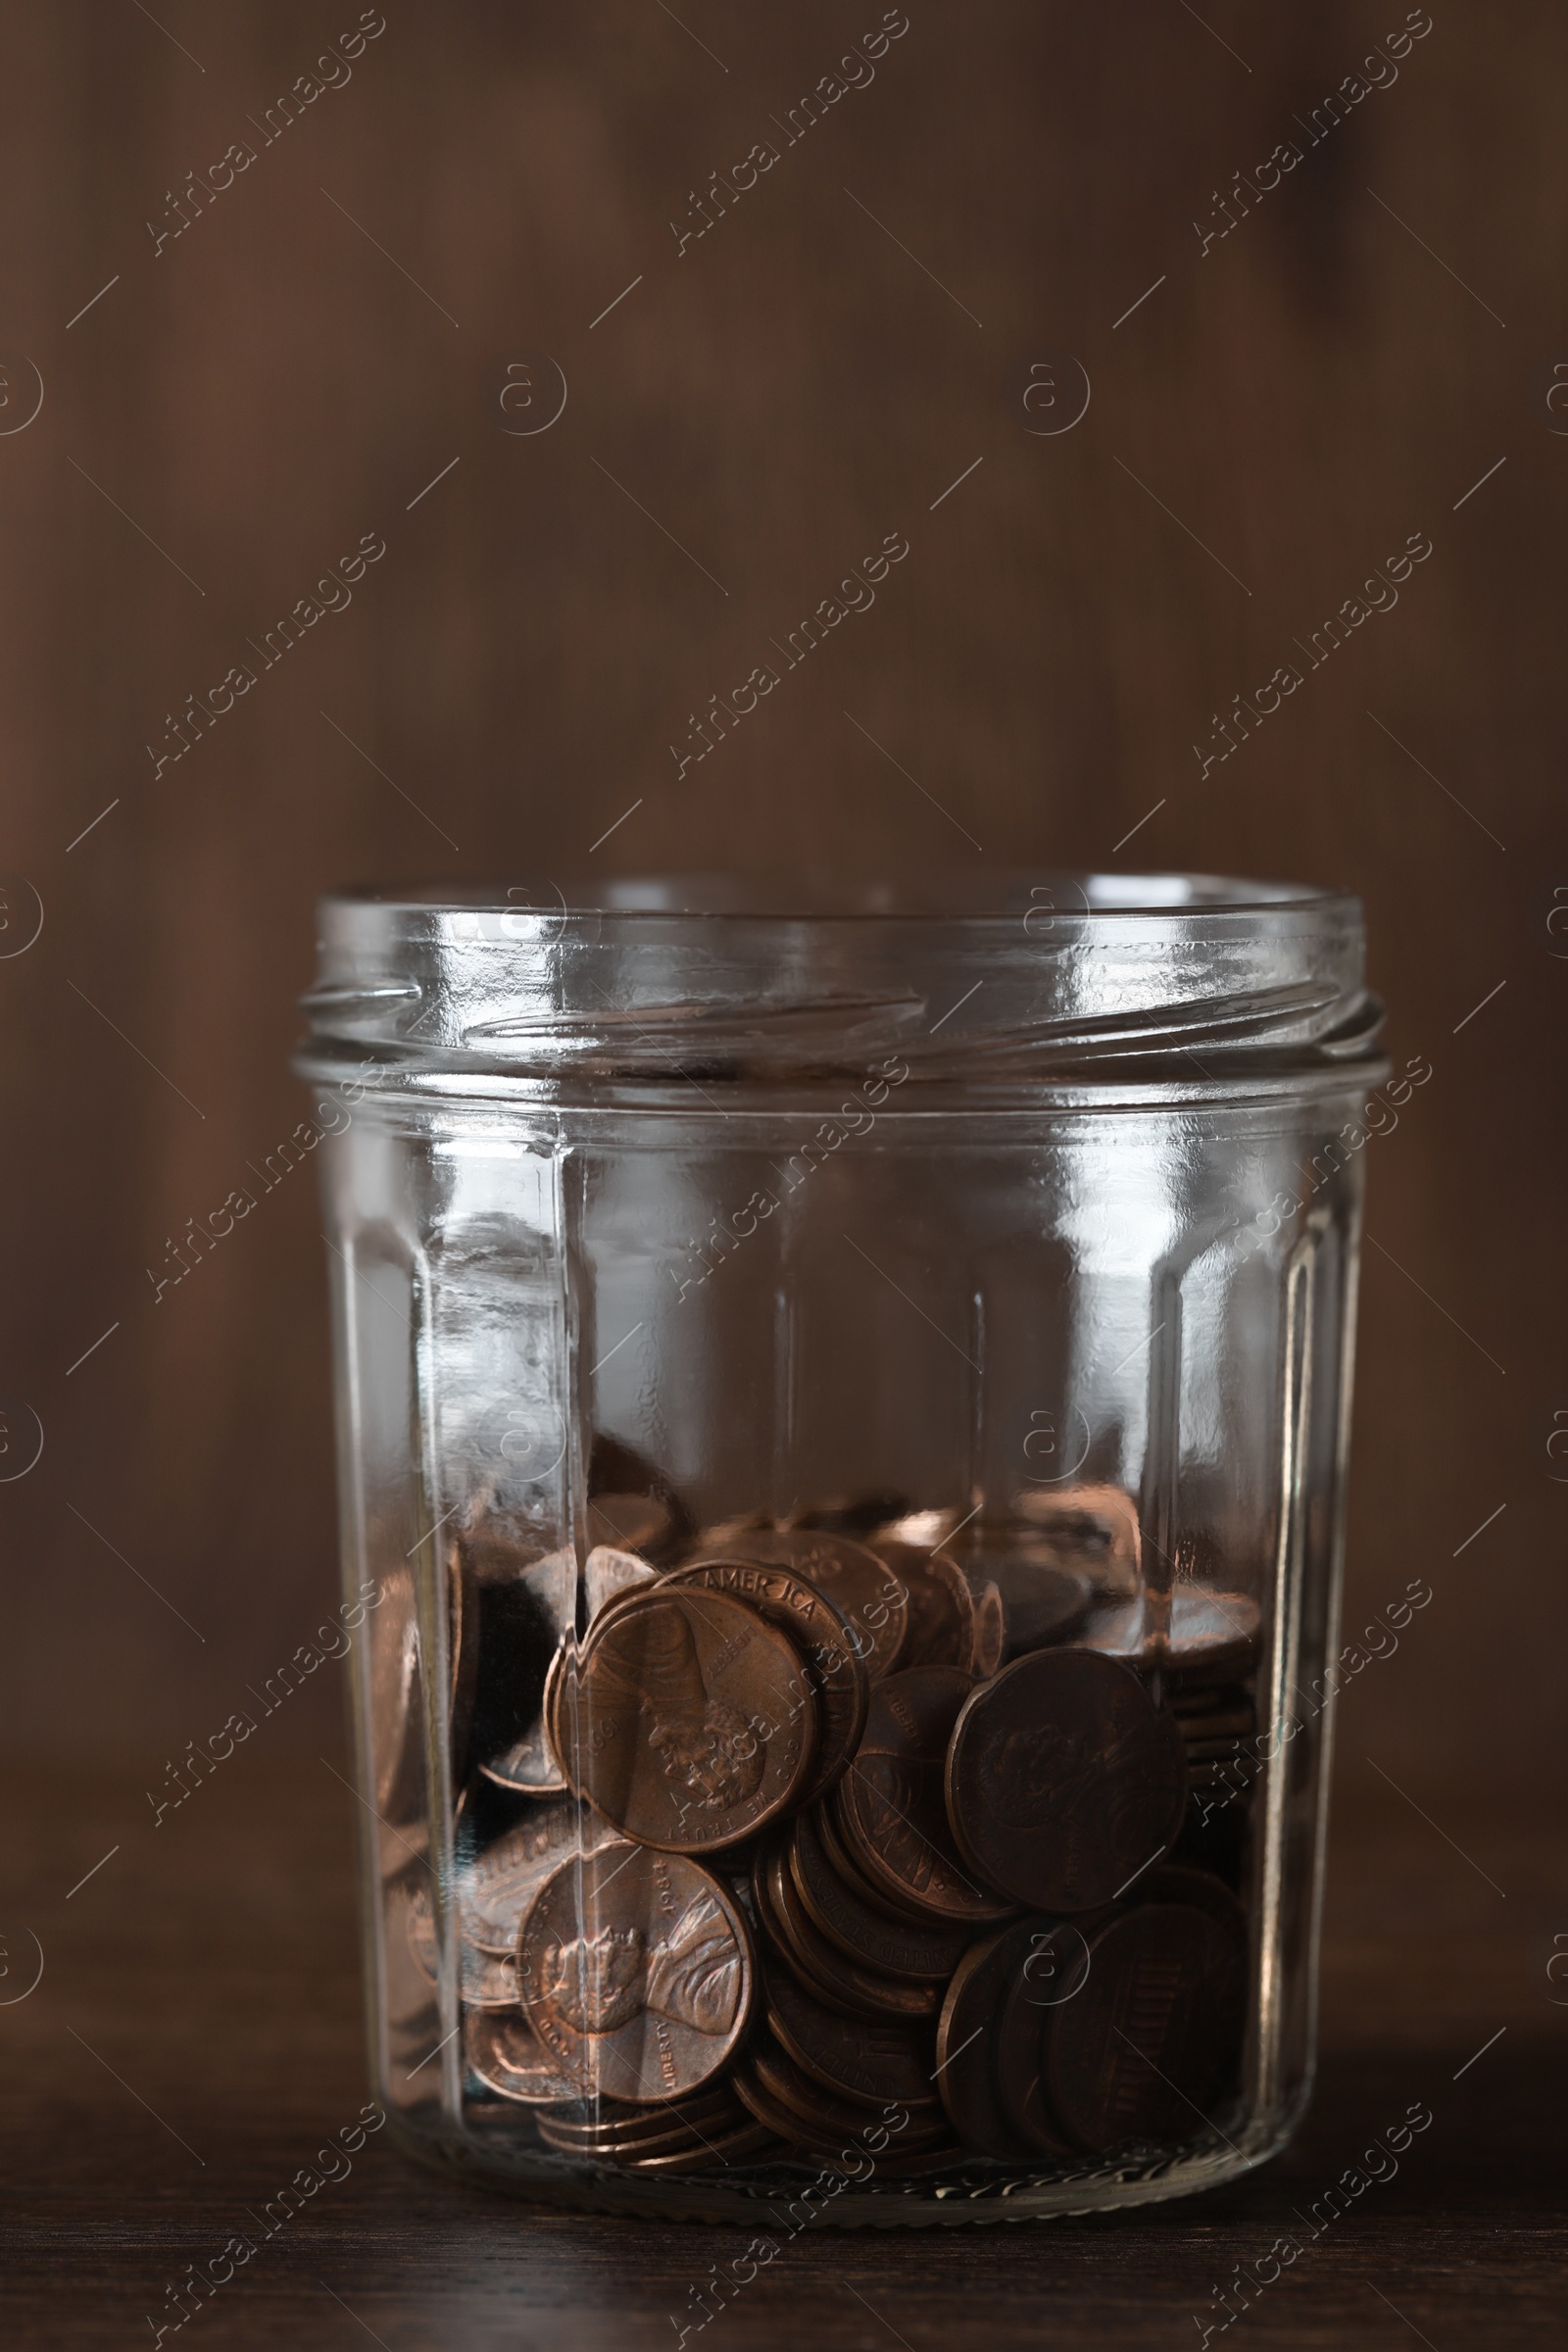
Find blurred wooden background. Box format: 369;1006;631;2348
0;0;1560;1863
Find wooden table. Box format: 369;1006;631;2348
3;1759;1559;2348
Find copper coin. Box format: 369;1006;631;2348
587;1491;679;1561
464;2008;578;2106
954;1541;1092;1657
538;2088;742;2157
869;1542;975;1672
995;1926;1084;2156
1138;1865;1248;1951
946;1649;1187;1912
584;1543;658;1622
617;2118;781;2173
761;1842;941;2022
1045;1901;1247;2153
813;1796;937;1930
790;1811;969;1984
406;1883;522;2008
935;1928;1040;2159
458;1797;615;1954
789;1493;910;1537
1072;1585;1261;1685
765;1965;937;2110
662;1557;867;1801
969;1579;1004;1680
568;1588;815;1852
1013;1484;1142;1596
367;1562;422;1820
836;1668;1014;1927
517;1840;754;2103
744;2035;950;2152
694;1529;910;1684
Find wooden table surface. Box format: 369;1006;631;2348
3;1758;1560;2350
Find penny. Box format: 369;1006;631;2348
568;1588;815;1852
789;1493;910;1538
457;1797;616;1954
745;2035;950;2152
1072;1585;1261;1686
946;1648;1187;1912
1013;1484;1142;1597
790;1810;970;1983
406;1880;524;2007
765;1964;937;2110
539;2085;740;2144
696;1529;910;1684
954;1541;1092;1657
587;1491;680;1561
995;1925;1084;2156
869;1542;975;1673
464;2008;579;2106
1138;1865;1248;1952
936;1927;1044;2159
517;1840;754;2102
968;1578;1004;1679
368;1562;422;1820
585;1543;658;1621
618;2117;781;2172
471;1548;575;1793
662;1556;867;1801
760;1842;941;2022
1045;1901;1247;2153
836;1668;1014;1927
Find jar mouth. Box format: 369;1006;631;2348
327;869;1345;922
299;870;1381;1090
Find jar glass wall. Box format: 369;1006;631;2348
296;873;1385;2222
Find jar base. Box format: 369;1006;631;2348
381;2078;1313;2229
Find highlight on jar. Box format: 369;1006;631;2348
298;871;1386;2218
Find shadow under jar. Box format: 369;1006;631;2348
295;870;1387;2224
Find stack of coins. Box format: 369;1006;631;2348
413;1487;1261;2178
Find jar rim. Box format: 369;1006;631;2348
299;870;1379;1091
322;869;1352;925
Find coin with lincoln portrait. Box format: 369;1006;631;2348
568;1588;815;1851
516;1839;755;2102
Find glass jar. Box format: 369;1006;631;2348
296;872;1386;2223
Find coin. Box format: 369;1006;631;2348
946;1649;1187;1912
789;1493;910;1537
742;2034;951;2154
696;1529;910;1684
585;1543;658;1621
955;1541;1092;1657
662;1556;867;1800
968;1579;1004;1679
465;2008;579;2105
470;1547;575;1793
789;1810;970;1983
936;1926;1046;2159
587;1492;680;1561
836;1668;1014;1927
458;1797;615;1954
406;1883;524;2008
765;1964;938;2110
1073;1585;1261;1685
368;1562;422;1820
517;1840;754;2102
1044;1902;1247;2153
1138;1865;1248;1952
994;1926;1083;2156
568;1587;815;1851
617;2117;780;2172
1012;1484;1141;1596
760;1841;942;2022
869;1542;975;1673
